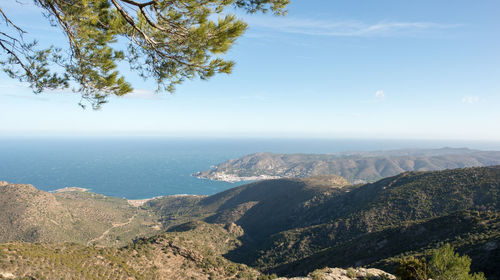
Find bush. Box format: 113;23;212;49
257;273;278;280
309;268;329;280
346;268;357;279
396;256;429;280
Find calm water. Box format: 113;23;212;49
1;138;500;199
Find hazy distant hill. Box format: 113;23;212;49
0;182;161;246
194;147;500;183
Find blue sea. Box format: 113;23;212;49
1;138;500;199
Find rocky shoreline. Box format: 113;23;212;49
128;194;206;207
53;187;90;193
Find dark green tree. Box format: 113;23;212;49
428;244;486;280
396;244;486;280
0;0;288;108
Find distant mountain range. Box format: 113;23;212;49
193;147;500;183
1;165;499;279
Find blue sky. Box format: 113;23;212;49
0;0;499;139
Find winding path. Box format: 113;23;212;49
87;214;137;246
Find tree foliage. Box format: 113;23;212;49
0;0;289;108
428;244;486;280
396;244;486;280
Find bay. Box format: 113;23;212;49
1;137;500;199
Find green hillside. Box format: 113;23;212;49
147;175;352;239
151;166;500;279
1;166;498;279
266;211;499;278
0;222;262;280
0;183;161;246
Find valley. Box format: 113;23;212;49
0;164;499;279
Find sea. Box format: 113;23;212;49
1;137;500;199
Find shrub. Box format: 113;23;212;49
346;268;357;279
257;274;278;280
396;256;429;280
309;267;329;280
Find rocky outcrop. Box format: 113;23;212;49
277;267;396;280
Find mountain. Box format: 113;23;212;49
269;210;499;278
0;219;395;280
1;165;498;279
150;166;500;279
0;182;161;246
0;182;393;280
146;175;352;240
193;148;500;183
0;221;264;280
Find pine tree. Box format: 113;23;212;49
396;244;486;280
0;0;289;108
428;244;486;280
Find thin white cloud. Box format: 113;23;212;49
238;94;267;101
0;93;48;101
462;96;479;104
246;17;460;37
375;90;385;99
119;89;165;100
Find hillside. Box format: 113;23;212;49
234;166;500;277
146;175;352;240
265;210;499;278
0;182;161;246
194;148;500;183
0;192;395;280
1;166;498;279
0;221;395;280
0;221;264;280
151;166;500;279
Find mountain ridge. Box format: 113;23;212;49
0;182;162;246
152;166;500;278
194;148;500;183
1;165;499;279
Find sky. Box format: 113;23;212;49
0;0;499;140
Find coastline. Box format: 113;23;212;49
52;187;90;193
127;194;206;207
194;172;282;183
50;186;206;207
